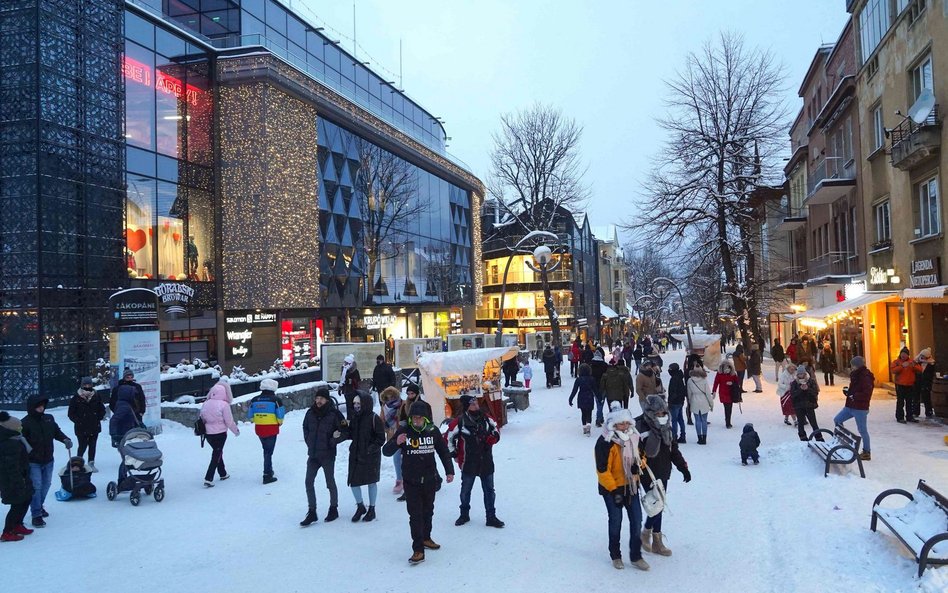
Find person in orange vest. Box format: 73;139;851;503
890;347;922;424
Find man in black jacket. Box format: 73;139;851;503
300;388;346;526
109;369;146;422
383;401;454;564
21;394;71;527
372;355;397;395
446;395;504;528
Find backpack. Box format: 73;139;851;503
193;417;207;447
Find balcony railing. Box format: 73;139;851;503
807;252;859;281
483;267;573;286
475;306;576;321
776;266;807;289
890;105;941;171
806;158;856;205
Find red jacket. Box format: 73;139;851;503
846;367;874;410
890;358;922;386
786;344;799;364
712;372;738;404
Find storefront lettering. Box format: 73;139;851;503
910;258;941;288
226;329;253;342
122;56;204;107
225;311;277;325
869;267;891;285
364;314;397;330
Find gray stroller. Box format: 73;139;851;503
106;428;165;506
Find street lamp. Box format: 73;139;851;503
493;231;561;347
525;244;563;347
651;277;693;352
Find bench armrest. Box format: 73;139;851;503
872;488;914;509
806;428;834;441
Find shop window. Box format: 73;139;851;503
124;44;156;151
916;176;940;238
126;176;156;279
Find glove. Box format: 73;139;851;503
682;468;692;483
63;438;73;449
612;491;624;505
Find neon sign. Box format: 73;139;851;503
122;56;204;107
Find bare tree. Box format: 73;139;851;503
626;32;787;350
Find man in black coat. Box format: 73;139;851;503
446;395;503;528
372;355;397;395
383;401;454;565
0;412;34;541
21;394;71;527
501;356;520;387
300;388;346;526
109;369;146;422
68;377;106;470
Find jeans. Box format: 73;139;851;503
723;402;733;427
29;461;54;518
669;405;685;439
351;483;378;506
393;449;403;481
634;360;641;374
603;492;643;561
895;384;916;421
751;374;762;391
259;435;277;477
404;480;437;552
5;502;29;531
77;433;98;462
643;478;667;532
795;407;822;440
834;407;870;452
305;453;338;509
595;393;605;425
459;472;496;517
204;433;228;482
693;412;708;437
736;370;746;391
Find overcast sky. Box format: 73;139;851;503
304;0;850;241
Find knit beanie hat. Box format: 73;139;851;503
409;401;428;418
260;378;279;392
0;411;21;433
459;395;477;411
80;376;94;387
405;382;420;396
850;356;865;369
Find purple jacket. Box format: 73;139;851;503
200;382;240;436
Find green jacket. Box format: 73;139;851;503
600;366;632;407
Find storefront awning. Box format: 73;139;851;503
902;285;948;301
784;291;898;321
599;303;619;319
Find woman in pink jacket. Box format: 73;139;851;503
200;379;240;487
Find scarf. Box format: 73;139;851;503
643;411;673;457
77;388;95;402
612;428;640;485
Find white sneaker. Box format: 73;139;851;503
89;462;99;473
203;480;214;488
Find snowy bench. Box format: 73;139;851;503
806;424;865;478
871;479;948;577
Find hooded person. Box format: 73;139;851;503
200;378;240;487
0;412;35;541
247;378;285;484
542;346;558;388
589;350;610;427
747;343;763;392
666;363;687;444
686;366;713;444
833;356;874;461
21;394;71;527
595;407;649;571
340;354;362;420
739;423;761;465
446;394;503;528
345;392;385;523
300;387;347;526
569;363;598;435
712;360;738;429
636;395;690;558
67;376;105;470
790;369;823;442
373;355;398;394
109;368;145;422
635;361;664;410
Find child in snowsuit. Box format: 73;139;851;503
739;423;760;465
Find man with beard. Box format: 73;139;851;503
446;395;504;529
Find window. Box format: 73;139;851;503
858;0;891;63
897;0;910;13
917;177;940;238
849;206;858;255
872;104;885;151
910;53;933;102
875;201;891;243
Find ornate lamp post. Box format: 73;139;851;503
493;231;562;347
651;277;693;352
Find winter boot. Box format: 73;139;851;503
422;539;441;550
12;524;33;536
263;475;278;484
325;506;339;522
1;530;24;542
409;551;425;564
641;528;652;553
612;558;624;569
859;451;871;461
631;558;650;571
486;515;505;528
41;508;49;518
362;506;376;522
596;419;603;427
299;508;318;527
351;503;367;522
677;434;686;444
583;424;591;436
652;532;672;556
89;461;99;473
393;480;403;495
455;513;470;526
31;516;46;528
203;480;214;488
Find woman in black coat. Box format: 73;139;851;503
0;412;34;541
568;364;597;436
542;346;558;388
790;369;823;442
346;393;385;522
68;377;106;469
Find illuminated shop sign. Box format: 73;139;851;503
910;258;941;289
224;311;277;326
154;282;194;314
122;56;204;107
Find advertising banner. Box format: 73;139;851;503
109;288;159;331
447;333;486;352
224;318;254;360
394;338;443;368
321;342;385;387
113;330;162;433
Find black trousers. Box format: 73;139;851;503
823;372;834;386
895;384;916;421
915;384;933;417
723;402;733;427
795;406;822;440
204;433;228;482
570;360;578;376
580;408;592;425
4;502;29;531
404;479;437;552
77;433;98;462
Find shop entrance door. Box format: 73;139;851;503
885;302;905;381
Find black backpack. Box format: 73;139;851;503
193;417;207;447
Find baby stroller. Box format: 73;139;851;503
106;428;165;506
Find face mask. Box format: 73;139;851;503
656;416;669;426
615;429;631;441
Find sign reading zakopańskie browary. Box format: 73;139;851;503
910;257;941;289
109;288;159;331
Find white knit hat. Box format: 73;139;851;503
260;378;279;391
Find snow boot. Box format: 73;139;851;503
203;480;214;488
652;532;672;556
1;530;24;542
677;434;686;444
31;517;46;528
12;524;33;536
219;473;230;481
423;539;441;550
859;451;871;461
299;508;318;527
409;551;425;564
742;460;748;466
89;461;99;473
351;503;367;522
612;558;624;570
641;528;652;553
583;424;591;436
362;506;376;522
325;506;339;522
486;515;505;528
455;513;470;526
263;475;278;484
596;420;603;427
393;480;403;495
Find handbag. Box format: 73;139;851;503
640;461;666;517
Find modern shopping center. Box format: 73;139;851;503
0;0;484;406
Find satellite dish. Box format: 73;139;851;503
908;88;935;125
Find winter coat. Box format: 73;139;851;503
200;383;239;436
522;362;533;380
109;380;146;418
581;346;594;364
771;343;785;363
589;358;609;391
247;391;285;438
747;350;762;375
21;394;68;465
646;353;663;369
502;357;520;378
733;353;747;373
776;369;795;397
635;415;688;485
68;389;106;436
890;358;922;386
846;367;875;411
303;402;345;457
372;362;397;393
635;370;663;402
686;371;714;414
667;367;687;407
600;365;633;408
445;411;499;477
595;434;640;497
109;397;139;441
0;426;33;505
632;346;643;362
342;367;362;395
739;425;760;455
382;420;454;486
790;378;819;410
346;394;385;486
569;343;581;362
542;348;558;374
786;343;799;364
712;372;738;405
569;375;597;411
818;348;836;373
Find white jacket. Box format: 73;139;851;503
686;374;714;414
776;369;795;397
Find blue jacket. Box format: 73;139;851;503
569;375;596;411
247;391;285;437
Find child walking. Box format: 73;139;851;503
739;423;760;465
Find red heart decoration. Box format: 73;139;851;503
148;227;154;238
172;232;181;242
125;228;147;252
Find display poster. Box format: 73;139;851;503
447;333;486;351
526;332;552;355
395;338;442;368
109;288;159;330
224;318;253;360
113;330;162;434
500;334;520;348
321;342;385;386
436;373;483;397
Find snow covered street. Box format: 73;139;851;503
5;349;948;593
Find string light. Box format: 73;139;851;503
472;190;483;304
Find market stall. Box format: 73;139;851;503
671;332;722;369
416;346;520;427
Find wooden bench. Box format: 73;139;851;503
871;479;948;577
806;424;865;478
